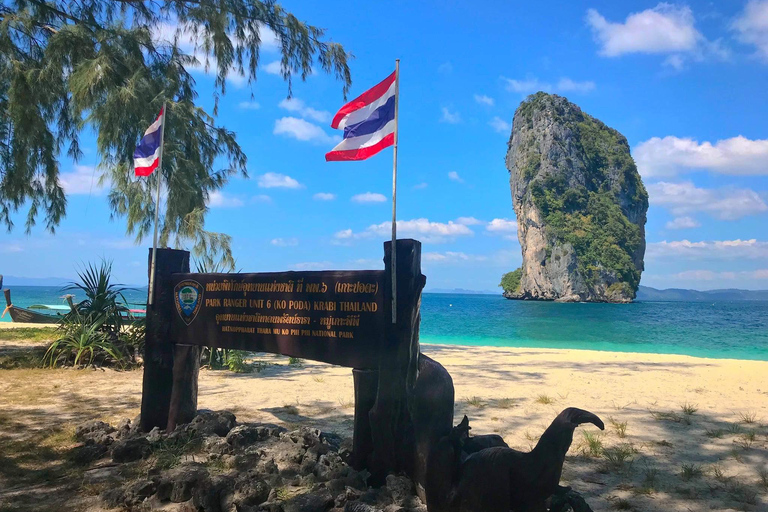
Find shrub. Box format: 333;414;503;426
44;313;123;368
499;268;523;294
65;260;132;334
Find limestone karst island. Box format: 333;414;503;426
1;2;767;512
502;93;648;303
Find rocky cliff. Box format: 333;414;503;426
505;93;648;303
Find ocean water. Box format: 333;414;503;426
3;287;767;361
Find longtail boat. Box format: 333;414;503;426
2;288;64;324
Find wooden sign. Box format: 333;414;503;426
169;271;386;368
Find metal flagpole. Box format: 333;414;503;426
391;60;400;324
148;101;167;307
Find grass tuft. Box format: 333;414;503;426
493;397;515;409
680;402;698;416
580;430;603;457
607;496;633;510
535;394;555;405
758;467;768;490
705;428;724;439
734;430;756;450
609;417;628;438
738;411;758;424
603;443;636;469
680;463;703;481
464;396;485;408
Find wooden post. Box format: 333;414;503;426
167;344;201;431
140;248;189;432
368;239;424;482
351;368;379;470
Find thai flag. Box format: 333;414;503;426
326;70;396;161
134;108;164;176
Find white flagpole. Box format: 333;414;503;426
148;101;167;307
391;60;400;324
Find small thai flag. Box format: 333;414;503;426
325;70;396;161
134;108;165;176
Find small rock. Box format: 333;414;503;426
344;502;382;512
187;410;237;437
112;437;150;463
71;443;109;465
258;502;284;512
101;488;125;508
283;491;334;512
146;426;163;444
123;479;157;506
385;475;414;506
83;465;123;485
383;506;404;512
162;463;210;503
75;420;115;441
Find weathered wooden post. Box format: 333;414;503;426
140;248;189;432
368;238;424;482
351;368;379;470
167;343;201;431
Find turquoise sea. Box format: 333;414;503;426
3;287;767;361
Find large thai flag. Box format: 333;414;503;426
134;108;164;176
325;71;396;161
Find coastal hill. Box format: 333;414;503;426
635;285;768;302
504;92;648;303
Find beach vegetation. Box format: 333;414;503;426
492;397;516;409
726;422;744;434
281;404;300;416
65;260;131;334
711;464;727;482
680;402;698;416
680;463;703;481
524;430;540;442
225;351;251;373
735;430;756;450
603;443;636;469
609;417;628;438
738;411;758;424
535;394;555;405
607;496;632;510
1;0;350;266
499;268;523;294
43;313;123;368
705;428;725;438
725;481;757;505
337;398;354;409
150;431;202;470
758;467;768;490
312;376;325;383
464;396;485;408
654;439;673;448
288;357;304;366
0;327;57;343
579;431;604;457
641;466;659;490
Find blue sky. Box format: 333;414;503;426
2;0;768;291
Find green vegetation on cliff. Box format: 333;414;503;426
522;93;648;292
499;268;523;294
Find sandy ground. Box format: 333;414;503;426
0;340;767;511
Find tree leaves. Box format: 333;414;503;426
0;0;352;264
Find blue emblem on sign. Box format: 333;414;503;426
174;280;203;325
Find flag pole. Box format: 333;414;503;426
391;59;400;324
148;101;167;307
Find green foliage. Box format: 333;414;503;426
226;350;250;373
0;1;351;264
43;313;123;368
499;268;522;294
65;260;131;333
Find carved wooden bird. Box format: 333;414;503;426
455;408;604;512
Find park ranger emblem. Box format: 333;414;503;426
174;280;203;325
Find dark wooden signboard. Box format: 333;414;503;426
169;271;386;368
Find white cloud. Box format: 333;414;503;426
313;192;336;201
634;135;768;177
351;192;387;204
474;94;494;106
486;218;518;232
0;243;23;254
423;252;488;264
503;77;551;94
455;217;483;226
647;181;768;220
59;165;103;195
665;216;701;230
238;101;260;110
646;239;768;260
335;218;475;244
732;0;768;61
489;117;511;134
441;107;461;124
263;60;283;75
502;76;595;95
257;172;303;189
278;98;331;123
586;4;700;56
412;182;428;190
252;194;272;203
208;191;244;208
448;171;464;183
271;238;298;247
437;62;453;74
290;261;333;270
273;117;337;144
556;78;596;93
